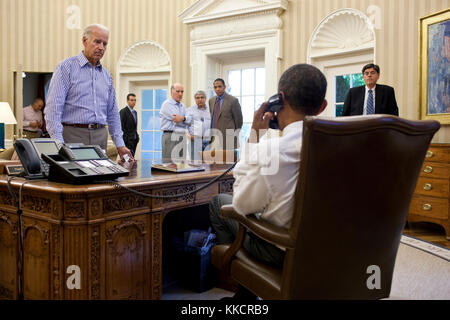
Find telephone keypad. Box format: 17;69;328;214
41;160;50;175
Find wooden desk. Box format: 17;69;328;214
0;160;234;300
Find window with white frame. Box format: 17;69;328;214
226;67;265;145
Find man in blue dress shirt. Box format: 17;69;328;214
159;83;188;160
45;24;133;162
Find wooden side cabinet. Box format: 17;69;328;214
408;143;450;239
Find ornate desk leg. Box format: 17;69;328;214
150;213;163;299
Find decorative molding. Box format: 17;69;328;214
159;185;195;205
52;201;62;219
0;191;14;206
0;212;17;299
0;193;52;215
90;199;101;217
152;214;161;299
103;195;146;214
23;223;49;258
51;224;61;299
64;201;85;218
115;40;171;145
24;223;50;245
118;40;171;73
106;218;147;241
180;0;288;25
180;0;286;105
90;225;100;299
0;285;13;299
219;179;234;194
309;9;375;59
0;211;18;238
189;11;282;41
22;195;51;214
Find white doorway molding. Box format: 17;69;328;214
308;8;376;118
179;0;287;98
115;41;172;157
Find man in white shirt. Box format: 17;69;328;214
209;64;327;299
159;83;188;160
185;90;211;161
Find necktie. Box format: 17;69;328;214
367;89;374;115
132;109;137;124
132;109;137;139
213;98;220;129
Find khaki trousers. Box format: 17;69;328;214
62;126;108;152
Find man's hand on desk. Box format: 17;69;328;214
117;146;135;164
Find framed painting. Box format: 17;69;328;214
420;9;450;123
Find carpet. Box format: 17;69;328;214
388;235;450;300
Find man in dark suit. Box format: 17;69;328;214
342;63;398;116
119;93;140;156
209;78;243;150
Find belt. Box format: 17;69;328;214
23;129;39;133
163;130;173;133
62;123;105;129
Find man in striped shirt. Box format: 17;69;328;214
45;24;133;162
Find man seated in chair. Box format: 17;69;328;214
209;63;327;299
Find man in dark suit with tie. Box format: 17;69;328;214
342;64;398;116
209;78;243;150
120;93;140;156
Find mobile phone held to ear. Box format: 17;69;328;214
266;93;283;129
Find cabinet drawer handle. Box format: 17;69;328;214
426;151;434;158
423;183;432;191
422;203;432;211
423;166;433;173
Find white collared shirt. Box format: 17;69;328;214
159;98;187;133
232;121;303;230
363;85;376;115
185;105;211;139
23;105;43;132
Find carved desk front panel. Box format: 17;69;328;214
0;161;234;300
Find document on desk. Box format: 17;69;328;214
151;162;205;173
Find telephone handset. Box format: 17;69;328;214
58;144;106;160
266;93;283;130
59;145;77;160
13;139;46;179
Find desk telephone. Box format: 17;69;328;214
13;138;129;184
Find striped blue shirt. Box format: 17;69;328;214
45;51;125;147
159;98;188;133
